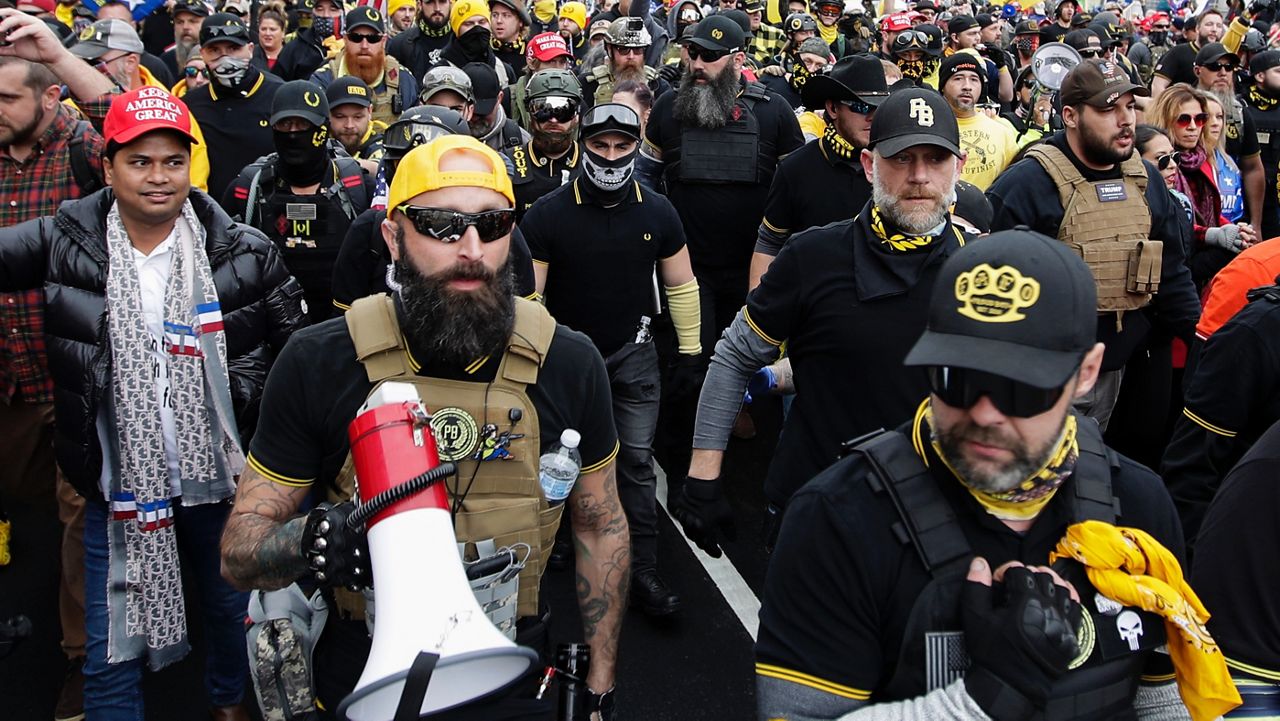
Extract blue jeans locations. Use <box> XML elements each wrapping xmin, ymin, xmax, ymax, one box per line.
<box><xmin>84</xmin><ymin>497</ymin><xmax>248</xmax><ymax>719</ymax></box>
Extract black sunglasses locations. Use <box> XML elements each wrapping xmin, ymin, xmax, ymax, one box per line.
<box><xmin>686</xmin><ymin>43</ymin><xmax>736</xmax><ymax>62</ymax></box>
<box><xmin>202</xmin><ymin>25</ymin><xmax>248</xmax><ymax>40</ymax></box>
<box><xmin>1200</xmin><ymin>61</ymin><xmax>1236</xmax><ymax>72</ymax></box>
<box><xmin>1153</xmin><ymin>151</ymin><xmax>1179</xmax><ymax>170</ymax></box>
<box><xmin>529</xmin><ymin>96</ymin><xmax>579</xmax><ymax>123</ymax></box>
<box><xmin>1079</xmin><ymin>47</ymin><xmax>1103</xmax><ymax>57</ymax></box>
<box><xmin>838</xmin><ymin>97</ymin><xmax>876</xmax><ymax>115</ymax></box>
<box><xmin>927</xmin><ymin>366</ymin><xmax>1069</xmax><ymax>418</ymax></box>
<box><xmin>395</xmin><ymin>206</ymin><xmax>516</xmax><ymax>243</ymax></box>
<box><xmin>183</xmin><ymin>66</ymin><xmax>205</xmax><ymax>77</ymax></box>
<box><xmin>347</xmin><ymin>31</ymin><xmax>384</xmax><ymax>43</ymax></box>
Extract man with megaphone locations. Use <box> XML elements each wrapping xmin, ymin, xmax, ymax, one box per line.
<box><xmin>220</xmin><ymin>135</ymin><xmax>629</xmax><ymax>721</ymax></box>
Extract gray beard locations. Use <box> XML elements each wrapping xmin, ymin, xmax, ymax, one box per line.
<box><xmin>870</xmin><ymin>160</ymin><xmax>957</xmax><ymax>235</ymax></box>
<box><xmin>175</xmin><ymin>39</ymin><xmax>198</xmax><ymax>69</ymax></box>
<box><xmin>933</xmin><ymin>410</ymin><xmax>1067</xmax><ymax>494</ymax></box>
<box><xmin>673</xmin><ymin>64</ymin><xmax>740</xmax><ymax>129</ymax></box>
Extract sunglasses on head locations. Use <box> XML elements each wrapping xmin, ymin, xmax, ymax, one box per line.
<box><xmin>395</xmin><ymin>206</ymin><xmax>516</xmax><ymax>243</ymax></box>
<box><xmin>528</xmin><ymin>96</ymin><xmax>579</xmax><ymax>123</ymax></box>
<box><xmin>203</xmin><ymin>25</ymin><xmax>247</xmax><ymax>40</ymax></box>
<box><xmin>927</xmin><ymin>366</ymin><xmax>1069</xmax><ymax>418</ymax></box>
<box><xmin>1175</xmin><ymin>112</ymin><xmax>1208</xmax><ymax>127</ymax></box>
<box><xmin>1079</xmin><ymin>47</ymin><xmax>1103</xmax><ymax>57</ymax></box>
<box><xmin>838</xmin><ymin>97</ymin><xmax>876</xmax><ymax>115</ymax></box>
<box><xmin>686</xmin><ymin>43</ymin><xmax>736</xmax><ymax>62</ymax></box>
<box><xmin>347</xmin><ymin>31</ymin><xmax>384</xmax><ymax>43</ymax></box>
<box><xmin>1201</xmin><ymin>61</ymin><xmax>1235</xmax><ymax>72</ymax></box>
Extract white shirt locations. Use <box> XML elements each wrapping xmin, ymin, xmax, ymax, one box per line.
<box><xmin>98</xmin><ymin>228</ymin><xmax>183</xmax><ymax>499</ymax></box>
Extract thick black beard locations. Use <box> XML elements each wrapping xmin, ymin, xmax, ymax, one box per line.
<box><xmin>394</xmin><ymin>229</ymin><xmax>516</xmax><ymax>366</ymax></box>
<box><xmin>531</xmin><ymin>124</ymin><xmax>576</xmax><ymax>156</ymax></box>
<box><xmin>1077</xmin><ymin>120</ymin><xmax>1133</xmax><ymax>167</ymax></box>
<box><xmin>672</xmin><ymin>63</ymin><xmax>740</xmax><ymax>129</ymax></box>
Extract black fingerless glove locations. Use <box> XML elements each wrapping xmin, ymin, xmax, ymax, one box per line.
<box><xmin>302</xmin><ymin>501</ymin><xmax>371</xmax><ymax>590</ymax></box>
<box><xmin>961</xmin><ymin>566</ymin><xmax>1081</xmax><ymax>721</ymax></box>
<box><xmin>670</xmin><ymin>477</ymin><xmax>736</xmax><ymax>558</ymax></box>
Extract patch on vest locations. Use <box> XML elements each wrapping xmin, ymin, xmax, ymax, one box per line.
<box><xmin>431</xmin><ymin>406</ymin><xmax>480</xmax><ymax>461</ymax></box>
<box><xmin>924</xmin><ymin>631</ymin><xmax>968</xmax><ymax>691</ymax></box>
<box><xmin>1095</xmin><ymin>181</ymin><xmax>1128</xmax><ymax>202</ymax></box>
<box><xmin>1069</xmin><ymin>607</ymin><xmax>1097</xmax><ymax>670</ymax></box>
<box><xmin>954</xmin><ymin>263</ymin><xmax>1041</xmax><ymax>323</ymax></box>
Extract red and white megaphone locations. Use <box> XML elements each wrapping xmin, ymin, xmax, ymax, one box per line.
<box><xmin>337</xmin><ymin>382</ymin><xmax>538</xmax><ymax>721</ymax></box>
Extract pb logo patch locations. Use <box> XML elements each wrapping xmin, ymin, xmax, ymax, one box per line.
<box><xmin>954</xmin><ymin>263</ymin><xmax>1040</xmax><ymax>323</ymax></box>
<box><xmin>909</xmin><ymin>97</ymin><xmax>934</xmax><ymax>127</ymax></box>
<box><xmin>431</xmin><ymin>407</ymin><xmax>480</xmax><ymax>462</ymax></box>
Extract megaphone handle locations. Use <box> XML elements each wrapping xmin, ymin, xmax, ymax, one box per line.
<box><xmin>346</xmin><ymin>461</ymin><xmax>458</xmax><ymax>531</ymax></box>
<box><xmin>393</xmin><ymin>651</ymin><xmax>440</xmax><ymax>721</ymax></box>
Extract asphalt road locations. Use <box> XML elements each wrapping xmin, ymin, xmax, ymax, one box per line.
<box><xmin>0</xmin><ymin>397</ymin><xmax>785</xmax><ymax>721</ymax></box>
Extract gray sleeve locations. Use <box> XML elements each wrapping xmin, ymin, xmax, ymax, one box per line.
<box><xmin>755</xmin><ymin>221</ymin><xmax>790</xmax><ymax>256</ymax></box>
<box><xmin>1132</xmin><ymin>682</ymin><xmax>1192</xmax><ymax>721</ymax></box>
<box><xmin>692</xmin><ymin>310</ymin><xmax>783</xmax><ymax>451</ymax></box>
<box><xmin>757</xmin><ymin>676</ymin><xmax>993</xmax><ymax>721</ymax></box>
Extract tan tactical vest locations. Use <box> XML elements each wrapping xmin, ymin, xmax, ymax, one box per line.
<box><xmin>329</xmin><ymin>294</ymin><xmax>562</xmax><ymax>621</ymax></box>
<box><xmin>589</xmin><ymin>64</ymin><xmax>659</xmax><ymax>106</ymax></box>
<box><xmin>1026</xmin><ymin>144</ymin><xmax>1163</xmax><ymax>328</ymax></box>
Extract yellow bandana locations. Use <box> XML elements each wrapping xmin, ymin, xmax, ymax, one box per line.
<box><xmin>1050</xmin><ymin>521</ymin><xmax>1241</xmax><ymax>721</ymax></box>
<box><xmin>869</xmin><ymin>206</ymin><xmax>937</xmax><ymax>253</ymax></box>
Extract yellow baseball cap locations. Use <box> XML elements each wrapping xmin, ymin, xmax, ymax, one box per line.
<box><xmin>559</xmin><ymin>1</ymin><xmax>587</xmax><ymax>31</ymax></box>
<box><xmin>387</xmin><ymin>136</ymin><xmax>515</xmax><ymax>213</ymax></box>
<box><xmin>450</xmin><ymin>0</ymin><xmax>492</xmax><ymax>36</ymax></box>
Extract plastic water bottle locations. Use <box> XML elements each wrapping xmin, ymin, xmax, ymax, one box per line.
<box><xmin>539</xmin><ymin>429</ymin><xmax>582</xmax><ymax>506</ymax></box>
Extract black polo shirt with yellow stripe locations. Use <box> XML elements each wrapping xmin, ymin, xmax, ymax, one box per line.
<box><xmin>505</xmin><ymin>139</ymin><xmax>584</xmax><ymax>222</ymax></box>
<box><xmin>521</xmin><ymin>178</ymin><xmax>686</xmax><ymax>357</ymax></box>
<box><xmin>183</xmin><ymin>68</ymin><xmax>284</xmax><ymax>201</ymax></box>
<box><xmin>743</xmin><ymin>204</ymin><xmax>966</xmax><ymax>506</ymax></box>
<box><xmin>246</xmin><ymin>303</ymin><xmax>619</xmax><ymax>499</ymax></box>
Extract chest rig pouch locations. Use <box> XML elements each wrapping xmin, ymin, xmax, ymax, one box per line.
<box><xmin>1027</xmin><ymin>144</ymin><xmax>1160</xmax><ymax>330</ymax></box>
<box><xmin>674</xmin><ymin>82</ymin><xmax>771</xmax><ymax>184</ymax></box>
<box><xmin>330</xmin><ymin>294</ymin><xmax>562</xmax><ymax>625</ymax></box>
<box><xmin>844</xmin><ymin>419</ymin><xmax>1157</xmax><ymax>720</ymax></box>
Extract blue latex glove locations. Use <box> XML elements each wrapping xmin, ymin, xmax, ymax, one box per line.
<box><xmin>744</xmin><ymin>366</ymin><xmax>778</xmax><ymax>404</ymax></box>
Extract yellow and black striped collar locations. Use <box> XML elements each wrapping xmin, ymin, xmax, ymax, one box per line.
<box><xmin>528</xmin><ymin>139</ymin><xmax>581</xmax><ymax>169</ymax></box>
<box><xmin>207</xmin><ymin>71</ymin><xmax>266</xmax><ymax>101</ymax></box>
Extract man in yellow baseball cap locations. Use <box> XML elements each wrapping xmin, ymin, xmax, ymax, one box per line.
<box><xmin>224</xmin><ymin>131</ymin><xmax>630</xmax><ymax>718</ymax></box>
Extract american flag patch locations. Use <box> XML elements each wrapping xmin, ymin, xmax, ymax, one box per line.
<box><xmin>164</xmin><ymin>321</ymin><xmax>202</xmax><ymax>357</ymax></box>
<box><xmin>196</xmin><ymin>302</ymin><xmax>224</xmax><ymax>333</ymax></box>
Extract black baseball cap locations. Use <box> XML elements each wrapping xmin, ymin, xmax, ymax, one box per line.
<box><xmin>200</xmin><ymin>13</ymin><xmax>251</xmax><ymax>46</ymax></box>
<box><xmin>904</xmin><ymin>229</ymin><xmax>1098</xmax><ymax>388</ymax></box>
<box><xmin>271</xmin><ymin>79</ymin><xmax>330</xmax><ymax>126</ymax></box>
<box><xmin>951</xmin><ymin>180</ymin><xmax>992</xmax><ymax>234</ymax></box>
<box><xmin>1194</xmin><ymin>42</ymin><xmax>1238</xmax><ymax>67</ymax></box>
<box><xmin>1013</xmin><ymin>18</ymin><xmax>1040</xmax><ymax>35</ymax></box>
<box><xmin>869</xmin><ymin>87</ymin><xmax>961</xmax><ymax>157</ymax></box>
<box><xmin>172</xmin><ymin>0</ymin><xmax>210</xmax><ymax>18</ymax></box>
<box><xmin>326</xmin><ymin>76</ymin><xmax>373</xmax><ymax>109</ymax></box>
<box><xmin>1059</xmin><ymin>58</ymin><xmax>1148</xmax><ymax>108</ymax></box>
<box><xmin>462</xmin><ymin>62</ymin><xmax>502</xmax><ymax>116</ymax></box>
<box><xmin>976</xmin><ymin>12</ymin><xmax>995</xmax><ymax>28</ymax></box>
<box><xmin>687</xmin><ymin>15</ymin><xmax>744</xmax><ymax>52</ymax></box>
<box><xmin>346</xmin><ymin>6</ymin><xmax>385</xmax><ymax>33</ymax></box>
<box><xmin>1251</xmin><ymin>49</ymin><xmax>1280</xmax><ymax>76</ymax></box>
<box><xmin>948</xmin><ymin>14</ymin><xmax>978</xmax><ymax>34</ymax></box>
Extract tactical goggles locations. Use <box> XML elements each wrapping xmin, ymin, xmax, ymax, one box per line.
<box><xmin>346</xmin><ymin>31</ymin><xmax>384</xmax><ymax>43</ymax></box>
<box><xmin>382</xmin><ymin>121</ymin><xmax>454</xmax><ymax>157</ymax></box>
<box><xmin>687</xmin><ymin>43</ymin><xmax>737</xmax><ymax>62</ymax></box>
<box><xmin>1175</xmin><ymin>112</ymin><xmax>1208</xmax><ymax>128</ymax></box>
<box><xmin>927</xmin><ymin>366</ymin><xmax>1069</xmax><ymax>418</ymax></box>
<box><xmin>394</xmin><ymin>205</ymin><xmax>516</xmax><ymax>243</ymax></box>
<box><xmin>581</xmin><ymin>102</ymin><xmax>641</xmax><ymax>138</ymax></box>
<box><xmin>894</xmin><ymin>29</ymin><xmax>930</xmax><ymax>50</ymax></box>
<box><xmin>529</xmin><ymin>96</ymin><xmax>580</xmax><ymax>123</ymax></box>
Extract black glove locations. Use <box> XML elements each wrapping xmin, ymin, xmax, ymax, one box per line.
<box><xmin>658</xmin><ymin>62</ymin><xmax>682</xmax><ymax>86</ymax></box>
<box><xmin>583</xmin><ymin>687</ymin><xmax>616</xmax><ymax>721</ymax></box>
<box><xmin>670</xmin><ymin>476</ymin><xmax>736</xmax><ymax>558</ymax></box>
<box><xmin>302</xmin><ymin>501</ymin><xmax>371</xmax><ymax>590</ymax></box>
<box><xmin>665</xmin><ymin>354</ymin><xmax>706</xmax><ymax>401</ymax></box>
<box><xmin>961</xmin><ymin>565</ymin><xmax>1081</xmax><ymax>721</ymax></box>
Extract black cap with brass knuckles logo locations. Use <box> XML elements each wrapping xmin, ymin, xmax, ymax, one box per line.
<box><xmin>271</xmin><ymin>79</ymin><xmax>331</xmax><ymax>127</ymax></box>
<box><xmin>904</xmin><ymin>228</ymin><xmax>1098</xmax><ymax>389</ymax></box>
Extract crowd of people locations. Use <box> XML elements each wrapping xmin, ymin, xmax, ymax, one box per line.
<box><xmin>0</xmin><ymin>0</ymin><xmax>1278</xmax><ymax>717</ymax></box>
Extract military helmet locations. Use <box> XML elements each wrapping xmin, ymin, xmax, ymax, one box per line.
<box><xmin>607</xmin><ymin>16</ymin><xmax>651</xmax><ymax>47</ymax></box>
<box><xmin>525</xmin><ymin>68</ymin><xmax>583</xmax><ymax>102</ymax></box>
<box><xmin>382</xmin><ymin>105</ymin><xmax>470</xmax><ymax>161</ymax></box>
<box><xmin>784</xmin><ymin>11</ymin><xmax>818</xmax><ymax>35</ymax></box>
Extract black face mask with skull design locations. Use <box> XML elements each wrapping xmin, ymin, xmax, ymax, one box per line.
<box><xmin>580</xmin><ymin>142</ymin><xmax>639</xmax><ymax>204</ymax></box>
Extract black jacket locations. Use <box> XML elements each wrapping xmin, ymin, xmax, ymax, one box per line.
<box><xmin>387</xmin><ymin>24</ymin><xmax>453</xmax><ymax>83</ymax></box>
<box><xmin>0</xmin><ymin>189</ymin><xmax>307</xmax><ymax>500</ymax></box>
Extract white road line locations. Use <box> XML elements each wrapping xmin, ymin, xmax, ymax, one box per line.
<box><xmin>654</xmin><ymin>463</ymin><xmax>761</xmax><ymax>641</ymax></box>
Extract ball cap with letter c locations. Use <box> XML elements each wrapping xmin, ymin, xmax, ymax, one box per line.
<box><xmin>868</xmin><ymin>87</ymin><xmax>961</xmax><ymax>158</ymax></box>
<box><xmin>904</xmin><ymin>228</ymin><xmax>1098</xmax><ymax>389</ymax></box>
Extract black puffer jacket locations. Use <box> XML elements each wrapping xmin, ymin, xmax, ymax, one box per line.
<box><xmin>0</xmin><ymin>189</ymin><xmax>307</xmax><ymax>500</ymax></box>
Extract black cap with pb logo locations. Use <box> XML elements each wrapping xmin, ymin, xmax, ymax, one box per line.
<box><xmin>271</xmin><ymin>80</ymin><xmax>331</xmax><ymax>127</ymax></box>
<box><xmin>904</xmin><ymin>229</ymin><xmax>1098</xmax><ymax>388</ymax></box>
<box><xmin>326</xmin><ymin>76</ymin><xmax>373</xmax><ymax>109</ymax></box>
<box><xmin>868</xmin><ymin>87</ymin><xmax>961</xmax><ymax>157</ymax></box>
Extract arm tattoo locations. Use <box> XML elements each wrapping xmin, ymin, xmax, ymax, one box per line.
<box><xmin>220</xmin><ymin>469</ymin><xmax>310</xmax><ymax>591</ymax></box>
<box><xmin>570</xmin><ymin>463</ymin><xmax>630</xmax><ymax>681</ymax></box>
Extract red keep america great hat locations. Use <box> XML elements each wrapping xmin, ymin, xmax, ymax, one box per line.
<box><xmin>103</xmin><ymin>87</ymin><xmax>199</xmax><ymax>148</ymax></box>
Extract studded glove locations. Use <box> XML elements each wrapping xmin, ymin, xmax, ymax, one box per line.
<box><xmin>302</xmin><ymin>502</ymin><xmax>371</xmax><ymax>590</ymax></box>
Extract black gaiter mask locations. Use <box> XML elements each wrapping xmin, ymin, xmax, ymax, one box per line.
<box><xmin>459</xmin><ymin>26</ymin><xmax>493</xmax><ymax>60</ymax></box>
<box><xmin>274</xmin><ymin>126</ymin><xmax>331</xmax><ymax>186</ymax></box>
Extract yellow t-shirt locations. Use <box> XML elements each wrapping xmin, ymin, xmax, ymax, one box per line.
<box><xmin>956</xmin><ymin>112</ymin><xmax>1018</xmax><ymax>191</ymax></box>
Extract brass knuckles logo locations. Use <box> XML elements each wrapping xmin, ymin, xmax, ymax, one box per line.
<box><xmin>954</xmin><ymin>263</ymin><xmax>1041</xmax><ymax>323</ymax></box>
<box><xmin>431</xmin><ymin>407</ymin><xmax>480</xmax><ymax>462</ymax></box>
<box><xmin>304</xmin><ymin>91</ymin><xmax>322</xmax><ymax>107</ymax></box>
<box><xmin>711</xmin><ymin>28</ymin><xmax>724</xmax><ymax>40</ymax></box>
